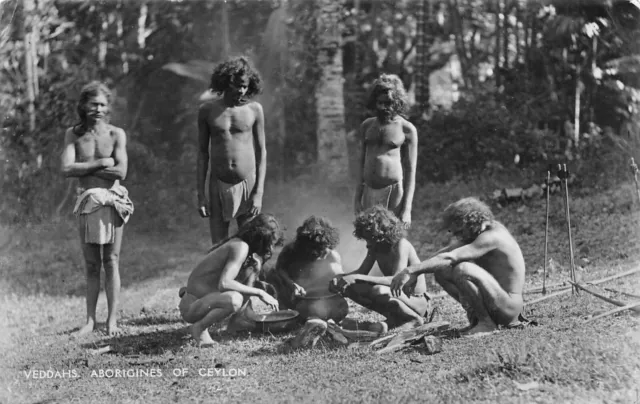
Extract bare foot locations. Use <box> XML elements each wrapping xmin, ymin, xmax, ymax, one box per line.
<box><xmin>461</xmin><ymin>320</ymin><xmax>498</xmax><ymax>338</ymax></box>
<box><xmin>191</xmin><ymin>323</ymin><xmax>216</xmax><ymax>347</ymax></box>
<box><xmin>73</xmin><ymin>321</ymin><xmax>96</xmax><ymax>337</ymax></box>
<box><xmin>106</xmin><ymin>324</ymin><xmax>123</xmax><ymax>337</ymax></box>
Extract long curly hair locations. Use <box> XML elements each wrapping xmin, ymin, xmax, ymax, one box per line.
<box><xmin>236</xmin><ymin>213</ymin><xmax>284</xmax><ymax>262</ymax></box>
<box><xmin>441</xmin><ymin>197</ymin><xmax>495</xmax><ymax>242</ymax></box>
<box><xmin>293</xmin><ymin>216</ymin><xmax>340</xmax><ymax>260</ymax></box>
<box><xmin>210</xmin><ymin>213</ymin><xmax>284</xmax><ymax>265</ymax></box>
<box><xmin>76</xmin><ymin>81</ymin><xmax>111</xmax><ymax>126</ymax></box>
<box><xmin>354</xmin><ymin>206</ymin><xmax>405</xmax><ymax>251</ymax></box>
<box><xmin>366</xmin><ymin>74</ymin><xmax>408</xmax><ymax>120</ymax></box>
<box><xmin>209</xmin><ymin>56</ymin><xmax>262</xmax><ymax>99</ymax></box>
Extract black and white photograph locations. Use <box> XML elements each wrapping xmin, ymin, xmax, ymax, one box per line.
<box><xmin>1</xmin><ymin>0</ymin><xmax>639</xmax><ymax>402</ymax></box>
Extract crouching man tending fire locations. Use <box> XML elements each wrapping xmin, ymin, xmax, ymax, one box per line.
<box><xmin>390</xmin><ymin>197</ymin><xmax>526</xmax><ymax>337</ymax></box>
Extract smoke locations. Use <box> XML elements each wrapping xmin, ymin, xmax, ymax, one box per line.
<box><xmin>263</xmin><ymin>179</ymin><xmax>382</xmax><ymax>274</ymax></box>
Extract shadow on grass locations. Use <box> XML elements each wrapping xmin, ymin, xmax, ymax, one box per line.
<box><xmin>82</xmin><ymin>327</ymin><xmax>190</xmax><ymax>356</ymax></box>
<box><xmin>122</xmin><ymin>314</ymin><xmax>185</xmax><ymax>327</ymax></box>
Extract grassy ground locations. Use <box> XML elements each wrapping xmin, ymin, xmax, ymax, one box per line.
<box><xmin>1</xmin><ymin>177</ymin><xmax>640</xmax><ymax>404</ymax></box>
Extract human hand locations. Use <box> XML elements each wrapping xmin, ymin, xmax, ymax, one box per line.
<box><xmin>330</xmin><ymin>274</ymin><xmax>358</xmax><ymax>294</ymax></box>
<box><xmin>292</xmin><ymin>283</ymin><xmax>307</xmax><ymax>298</ymax></box>
<box><xmin>248</xmin><ymin>193</ymin><xmax>262</xmax><ymax>216</ymax></box>
<box><xmin>99</xmin><ymin>158</ymin><xmax>115</xmax><ymax>168</ymax></box>
<box><xmin>259</xmin><ymin>291</ymin><xmax>279</xmax><ymax>311</ymax></box>
<box><xmin>197</xmin><ymin>195</ymin><xmax>209</xmax><ymax>218</ymax></box>
<box><xmin>390</xmin><ymin>268</ymin><xmax>413</xmax><ymax>297</ymax></box>
<box><xmin>247</xmin><ymin>253</ymin><xmax>263</xmax><ymax>271</ymax></box>
<box><xmin>400</xmin><ymin>210</ymin><xmax>411</xmax><ymax>229</ymax></box>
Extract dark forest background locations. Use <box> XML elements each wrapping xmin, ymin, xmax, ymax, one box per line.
<box><xmin>1</xmin><ymin>0</ymin><xmax>639</xmax><ymax>227</ymax></box>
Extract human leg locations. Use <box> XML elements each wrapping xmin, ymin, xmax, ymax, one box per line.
<box><xmin>208</xmin><ymin>180</ymin><xmax>230</xmax><ymax>245</ymax></box>
<box><xmin>387</xmin><ymin>182</ymin><xmax>405</xmax><ymax>217</ymax></box>
<box><xmin>180</xmin><ymin>291</ymin><xmax>244</xmax><ymax>346</ymax></box>
<box><xmin>452</xmin><ymin>262</ymin><xmax>523</xmax><ymax>336</ymax></box>
<box><xmin>342</xmin><ymin>283</ymin><xmax>424</xmax><ymax>330</ymax></box>
<box><xmin>435</xmin><ymin>268</ymin><xmax>478</xmax><ymax>330</ymax></box>
<box><xmin>368</xmin><ymin>285</ymin><xmax>425</xmax><ymax>330</ymax></box>
<box><xmin>76</xmin><ymin>216</ymin><xmax>102</xmax><ymax>336</ymax></box>
<box><xmin>102</xmin><ymin>221</ymin><xmax>123</xmax><ymax>336</ymax></box>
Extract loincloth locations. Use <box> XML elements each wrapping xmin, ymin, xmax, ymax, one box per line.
<box><xmin>217</xmin><ymin>172</ymin><xmax>256</xmax><ymax>221</ymax></box>
<box><xmin>361</xmin><ymin>182</ymin><xmax>401</xmax><ymax>211</ymax></box>
<box><xmin>73</xmin><ymin>184</ymin><xmax>134</xmax><ymax>245</ymax></box>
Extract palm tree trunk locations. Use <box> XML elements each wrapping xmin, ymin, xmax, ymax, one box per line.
<box><xmin>23</xmin><ymin>0</ymin><xmax>36</xmax><ymax>132</ymax></box>
<box><xmin>315</xmin><ymin>0</ymin><xmax>348</xmax><ymax>182</ymax></box>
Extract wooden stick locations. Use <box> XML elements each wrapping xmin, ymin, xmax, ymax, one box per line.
<box><xmin>603</xmin><ymin>288</ymin><xmax>640</xmax><ymax>300</ymax></box>
<box><xmin>376</xmin><ymin>321</ymin><xmax>450</xmax><ymax>355</ymax></box>
<box><xmin>89</xmin><ymin>345</ymin><xmax>113</xmax><ymax>355</ymax></box>
<box><xmin>568</xmin><ymin>281</ymin><xmax>640</xmax><ymax>314</ymax></box>
<box><xmin>369</xmin><ymin>334</ymin><xmax>396</xmax><ymax>347</ymax></box>
<box><xmin>560</xmin><ymin>164</ymin><xmax>578</xmax><ymax>294</ymax></box>
<box><xmin>585</xmin><ymin>301</ymin><xmax>640</xmax><ymax>323</ymax></box>
<box><xmin>630</xmin><ymin>157</ymin><xmax>640</xmax><ymax>204</ymax></box>
<box><xmin>526</xmin><ymin>267</ymin><xmax>640</xmax><ymax>306</ymax></box>
<box><xmin>543</xmin><ymin>170</ymin><xmax>551</xmax><ymax>294</ymax></box>
<box><xmin>525</xmin><ymin>281</ymin><xmax>570</xmax><ymax>294</ymax></box>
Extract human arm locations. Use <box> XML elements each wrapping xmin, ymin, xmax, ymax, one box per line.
<box><xmin>350</xmin><ymin>239</ymin><xmax>415</xmax><ymax>287</ymax></box>
<box><xmin>60</xmin><ymin>128</ymin><xmax>114</xmax><ymax>177</ymax></box>
<box><xmin>249</xmin><ymin>102</ymin><xmax>267</xmax><ymax>216</ymax></box>
<box><xmin>217</xmin><ymin>242</ymin><xmax>278</xmax><ymax>308</ymax></box>
<box><xmin>332</xmin><ymin>248</ymin><xmax>388</xmax><ymax>292</ymax></box>
<box><xmin>390</xmin><ymin>232</ymin><xmax>498</xmax><ymax>297</ymax></box>
<box><xmin>196</xmin><ymin>105</ymin><xmax>210</xmax><ymax>217</ymax></box>
<box><xmin>353</xmin><ymin>120</ymin><xmax>368</xmax><ymax>215</ymax></box>
<box><xmin>399</xmin><ymin>123</ymin><xmax>418</xmax><ymax>227</ymax></box>
<box><xmin>93</xmin><ymin>127</ymin><xmax>128</xmax><ymax>180</ymax></box>
<box><xmin>275</xmin><ymin>247</ymin><xmax>306</xmax><ymax>297</ymax></box>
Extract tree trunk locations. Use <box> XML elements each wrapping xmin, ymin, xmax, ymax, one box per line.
<box><xmin>98</xmin><ymin>9</ymin><xmax>108</xmax><ymax>72</ymax></box>
<box><xmin>221</xmin><ymin>0</ymin><xmax>230</xmax><ymax>58</ymax></box>
<box><xmin>414</xmin><ymin>0</ymin><xmax>431</xmax><ymax>111</ymax></box>
<box><xmin>523</xmin><ymin>1</ymin><xmax>529</xmax><ymax>86</ymax></box>
<box><xmin>117</xmin><ymin>1</ymin><xmax>128</xmax><ymax>74</ymax></box>
<box><xmin>315</xmin><ymin>0</ymin><xmax>349</xmax><ymax>183</ymax></box>
<box><xmin>138</xmin><ymin>3</ymin><xmax>148</xmax><ymax>50</ymax></box>
<box><xmin>449</xmin><ymin>0</ymin><xmax>469</xmax><ymax>88</ymax></box>
<box><xmin>494</xmin><ymin>0</ymin><xmax>502</xmax><ymax>89</ymax></box>
<box><xmin>574</xmin><ymin>63</ymin><xmax>582</xmax><ymax>149</ymax></box>
<box><xmin>502</xmin><ymin>0</ymin><xmax>509</xmax><ymax>70</ymax></box>
<box><xmin>589</xmin><ymin>35</ymin><xmax>597</xmax><ymax>121</ymax></box>
<box><xmin>514</xmin><ymin>3</ymin><xmax>521</xmax><ymax>65</ymax></box>
<box><xmin>23</xmin><ymin>0</ymin><xmax>36</xmax><ymax>132</ymax></box>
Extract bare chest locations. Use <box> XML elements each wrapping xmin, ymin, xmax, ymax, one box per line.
<box><xmin>74</xmin><ymin>129</ymin><xmax>115</xmax><ymax>161</ymax></box>
<box><xmin>374</xmin><ymin>253</ymin><xmax>400</xmax><ymax>276</ymax></box>
<box><xmin>365</xmin><ymin>122</ymin><xmax>405</xmax><ymax>149</ymax></box>
<box><xmin>208</xmin><ymin>106</ymin><xmax>255</xmax><ymax>138</ymax></box>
